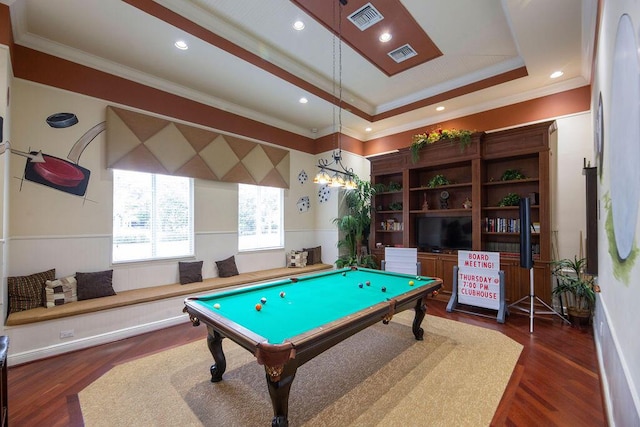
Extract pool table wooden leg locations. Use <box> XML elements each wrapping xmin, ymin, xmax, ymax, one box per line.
<box><xmin>206</xmin><ymin>328</ymin><xmax>227</xmax><ymax>382</ymax></box>
<box><xmin>266</xmin><ymin>363</ymin><xmax>297</xmax><ymax>427</ymax></box>
<box><xmin>412</xmin><ymin>297</ymin><xmax>427</xmax><ymax>340</ymax></box>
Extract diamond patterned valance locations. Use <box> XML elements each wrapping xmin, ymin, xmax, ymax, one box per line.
<box><xmin>105</xmin><ymin>106</ymin><xmax>290</xmax><ymax>189</ymax></box>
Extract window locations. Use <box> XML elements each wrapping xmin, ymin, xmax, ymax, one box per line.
<box><xmin>238</xmin><ymin>184</ymin><xmax>283</xmax><ymax>251</ymax></box>
<box><xmin>112</xmin><ymin>169</ymin><xmax>194</xmax><ymax>263</ymax></box>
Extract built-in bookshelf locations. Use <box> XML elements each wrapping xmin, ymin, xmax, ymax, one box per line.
<box><xmin>369</xmin><ymin>121</ymin><xmax>556</xmax><ymax>303</ymax></box>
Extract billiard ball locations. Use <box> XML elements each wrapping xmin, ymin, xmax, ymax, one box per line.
<box><xmin>359</xmin><ymin>283</ymin><xmax>363</xmax><ymax>288</ymax></box>
<box><xmin>342</xmin><ymin>272</ymin><xmax>346</xmax><ymax>276</ymax></box>
<box><xmin>280</xmin><ymin>291</ymin><xmax>286</xmax><ymax>298</ymax></box>
<box><xmin>416</xmin><ymin>276</ymin><xmax>422</xmax><ymax>280</ymax></box>
<box><xmin>213</xmin><ymin>303</ymin><xmax>221</xmax><ymax>309</ymax></box>
<box><xmin>366</xmin><ymin>281</ymin><xmax>370</xmax><ymax>286</ymax></box>
<box><xmin>255</xmin><ymin>303</ymin><xmax>262</xmax><ymax>311</ymax></box>
<box><xmin>260</xmin><ymin>297</ymin><xmax>267</xmax><ymax>304</ymax></box>
<box><xmin>381</xmin><ymin>287</ymin><xmax>387</xmax><ymax>292</ymax></box>
<box><xmin>409</xmin><ymin>280</ymin><xmax>414</xmax><ymax>286</ymax></box>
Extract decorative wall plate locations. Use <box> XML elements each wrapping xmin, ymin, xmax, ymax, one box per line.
<box><xmin>609</xmin><ymin>13</ymin><xmax>640</xmax><ymax>260</ymax></box>
<box><xmin>298</xmin><ymin>170</ymin><xmax>308</xmax><ymax>185</ymax></box>
<box><xmin>297</xmin><ymin>196</ymin><xmax>310</xmax><ymax>212</ymax></box>
<box><xmin>318</xmin><ymin>184</ymin><xmax>331</xmax><ymax>203</ymax></box>
<box><xmin>594</xmin><ymin>92</ymin><xmax>604</xmax><ymax>176</ymax></box>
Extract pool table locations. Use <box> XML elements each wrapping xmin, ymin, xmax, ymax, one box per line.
<box><xmin>183</xmin><ymin>267</ymin><xmax>442</xmax><ymax>427</ymax></box>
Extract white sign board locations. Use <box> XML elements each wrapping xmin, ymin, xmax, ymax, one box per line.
<box><xmin>384</xmin><ymin>247</ymin><xmax>418</xmax><ymax>275</ymax></box>
<box><xmin>457</xmin><ymin>251</ymin><xmax>501</xmax><ymax>310</ymax></box>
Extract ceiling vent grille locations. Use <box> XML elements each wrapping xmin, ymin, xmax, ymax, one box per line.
<box><xmin>388</xmin><ymin>44</ymin><xmax>418</xmax><ymax>63</ymax></box>
<box><xmin>347</xmin><ymin>3</ymin><xmax>384</xmax><ymax>31</ymax></box>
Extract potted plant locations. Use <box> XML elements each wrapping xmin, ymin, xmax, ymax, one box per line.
<box><xmin>333</xmin><ymin>176</ymin><xmax>378</xmax><ymax>268</ymax></box>
<box><xmin>552</xmin><ymin>256</ymin><xmax>600</xmax><ymax>326</ymax></box>
<box><xmin>427</xmin><ymin>174</ymin><xmax>450</xmax><ymax>188</ymax></box>
<box><xmin>498</xmin><ymin>192</ymin><xmax>521</xmax><ymax>207</ymax></box>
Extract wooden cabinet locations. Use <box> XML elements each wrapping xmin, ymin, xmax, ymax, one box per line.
<box><xmin>416</xmin><ymin>252</ymin><xmax>550</xmax><ymax>304</ymax></box>
<box><xmin>370</xmin><ymin>121</ymin><xmax>556</xmax><ymax>304</ymax></box>
<box><xmin>417</xmin><ymin>252</ymin><xmax>458</xmax><ymax>300</ymax></box>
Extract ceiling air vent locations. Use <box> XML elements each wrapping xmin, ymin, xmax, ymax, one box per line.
<box><xmin>388</xmin><ymin>44</ymin><xmax>418</xmax><ymax>63</ymax></box>
<box><xmin>347</xmin><ymin>3</ymin><xmax>384</xmax><ymax>31</ymax></box>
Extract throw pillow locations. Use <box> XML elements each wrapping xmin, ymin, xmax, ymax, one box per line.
<box><xmin>7</xmin><ymin>268</ymin><xmax>56</xmax><ymax>313</ymax></box>
<box><xmin>179</xmin><ymin>261</ymin><xmax>203</xmax><ymax>285</ymax></box>
<box><xmin>215</xmin><ymin>256</ymin><xmax>239</xmax><ymax>278</ymax></box>
<box><xmin>303</xmin><ymin>246</ymin><xmax>322</xmax><ymax>265</ymax></box>
<box><xmin>45</xmin><ymin>276</ymin><xmax>78</xmax><ymax>307</ymax></box>
<box><xmin>76</xmin><ymin>270</ymin><xmax>116</xmax><ymax>301</ymax></box>
<box><xmin>288</xmin><ymin>250</ymin><xmax>308</xmax><ymax>268</ymax></box>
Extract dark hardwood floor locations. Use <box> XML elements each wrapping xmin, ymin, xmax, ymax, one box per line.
<box><xmin>7</xmin><ymin>299</ymin><xmax>607</xmax><ymax>426</ymax></box>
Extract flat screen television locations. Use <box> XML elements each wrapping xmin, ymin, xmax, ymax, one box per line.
<box><xmin>416</xmin><ymin>216</ymin><xmax>472</xmax><ymax>252</ymax></box>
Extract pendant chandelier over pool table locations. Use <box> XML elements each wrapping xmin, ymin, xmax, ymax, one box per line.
<box><xmin>314</xmin><ymin>0</ymin><xmax>357</xmax><ymax>190</ymax></box>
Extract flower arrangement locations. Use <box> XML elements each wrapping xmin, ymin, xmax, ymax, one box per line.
<box><xmin>410</xmin><ymin>128</ymin><xmax>473</xmax><ymax>163</ymax></box>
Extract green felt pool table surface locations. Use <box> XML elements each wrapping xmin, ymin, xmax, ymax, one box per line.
<box><xmin>187</xmin><ymin>267</ymin><xmax>439</xmax><ymax>344</ymax></box>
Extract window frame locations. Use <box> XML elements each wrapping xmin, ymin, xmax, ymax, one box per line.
<box><xmin>112</xmin><ymin>169</ymin><xmax>195</xmax><ymax>264</ymax></box>
<box><xmin>238</xmin><ymin>183</ymin><xmax>284</xmax><ymax>252</ymax></box>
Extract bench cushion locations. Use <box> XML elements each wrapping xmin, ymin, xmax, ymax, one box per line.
<box><xmin>6</xmin><ymin>264</ymin><xmax>332</xmax><ymax>326</ymax></box>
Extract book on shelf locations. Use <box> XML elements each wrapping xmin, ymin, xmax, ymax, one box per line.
<box><xmin>380</xmin><ymin>219</ymin><xmax>403</xmax><ymax>231</ymax></box>
<box><xmin>483</xmin><ymin>217</ymin><xmax>521</xmax><ymax>233</ymax></box>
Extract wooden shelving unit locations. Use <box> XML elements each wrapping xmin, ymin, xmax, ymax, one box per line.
<box><xmin>370</xmin><ymin>121</ymin><xmax>557</xmax><ymax>304</ymax></box>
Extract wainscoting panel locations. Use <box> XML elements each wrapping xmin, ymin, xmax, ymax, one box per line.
<box><xmin>594</xmin><ymin>297</ymin><xmax>640</xmax><ymax>426</ymax></box>
<box><xmin>2</xmin><ymin>229</ymin><xmax>320</xmax><ymax>364</ymax></box>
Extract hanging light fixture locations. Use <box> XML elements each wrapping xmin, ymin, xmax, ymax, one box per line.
<box><xmin>314</xmin><ymin>0</ymin><xmax>356</xmax><ymax>190</ymax></box>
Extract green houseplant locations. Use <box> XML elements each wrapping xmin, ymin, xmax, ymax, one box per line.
<box><xmin>552</xmin><ymin>256</ymin><xmax>600</xmax><ymax>325</ymax></box>
<box><xmin>500</xmin><ymin>169</ymin><xmax>526</xmax><ymax>181</ymax></box>
<box><xmin>427</xmin><ymin>174</ymin><xmax>450</xmax><ymax>188</ymax></box>
<box><xmin>498</xmin><ymin>192</ymin><xmax>521</xmax><ymax>207</ymax></box>
<box><xmin>333</xmin><ymin>176</ymin><xmax>378</xmax><ymax>268</ymax></box>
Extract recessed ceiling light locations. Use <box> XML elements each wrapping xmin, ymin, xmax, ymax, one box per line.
<box><xmin>293</xmin><ymin>21</ymin><xmax>305</xmax><ymax>31</ymax></box>
<box><xmin>365</xmin><ymin>127</ymin><xmax>372</xmax><ymax>132</ymax></box>
<box><xmin>299</xmin><ymin>97</ymin><xmax>308</xmax><ymax>104</ymax></box>
<box><xmin>379</xmin><ymin>32</ymin><xmax>392</xmax><ymax>43</ymax></box>
<box><xmin>550</xmin><ymin>71</ymin><xmax>564</xmax><ymax>79</ymax></box>
<box><xmin>174</xmin><ymin>40</ymin><xmax>188</xmax><ymax>50</ymax></box>
<box><xmin>436</xmin><ymin>106</ymin><xmax>445</xmax><ymax>111</ymax></box>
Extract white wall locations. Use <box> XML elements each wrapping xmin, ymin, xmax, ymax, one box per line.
<box><xmin>1</xmin><ymin>79</ymin><xmax>350</xmax><ymax>363</ymax></box>
<box><xmin>591</xmin><ymin>1</ymin><xmax>640</xmax><ymax>425</ymax></box>
<box><xmin>0</xmin><ymin>65</ymin><xmax>608</xmax><ymax>373</ymax></box>
<box><xmin>554</xmin><ymin>113</ymin><xmax>593</xmax><ymax>260</ymax></box>
<box><xmin>0</xmin><ymin>46</ymin><xmax>11</xmax><ymax>322</ymax></box>
<box><xmin>4</xmin><ymin>79</ymin><xmax>326</xmax><ymax>279</ymax></box>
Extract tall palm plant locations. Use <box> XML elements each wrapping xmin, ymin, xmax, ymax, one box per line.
<box><xmin>333</xmin><ymin>176</ymin><xmax>377</xmax><ymax>268</ymax></box>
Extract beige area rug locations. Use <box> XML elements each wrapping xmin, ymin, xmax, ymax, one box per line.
<box><xmin>79</xmin><ymin>312</ymin><xmax>522</xmax><ymax>426</ymax></box>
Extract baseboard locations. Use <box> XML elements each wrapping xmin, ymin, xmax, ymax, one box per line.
<box><xmin>8</xmin><ymin>315</ymin><xmax>189</xmax><ymax>366</ymax></box>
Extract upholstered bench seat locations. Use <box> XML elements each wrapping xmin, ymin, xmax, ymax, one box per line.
<box><xmin>6</xmin><ymin>264</ymin><xmax>333</xmax><ymax>326</ymax></box>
